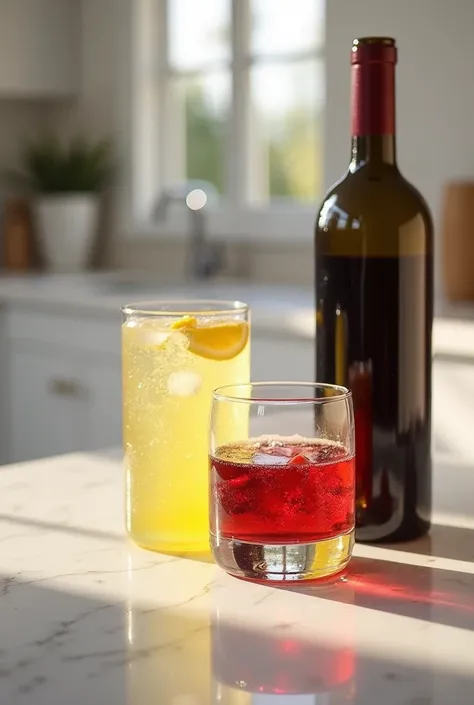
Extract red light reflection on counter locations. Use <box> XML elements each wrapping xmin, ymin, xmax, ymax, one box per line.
<box><xmin>346</xmin><ymin>559</ymin><xmax>474</xmax><ymax>624</ymax></box>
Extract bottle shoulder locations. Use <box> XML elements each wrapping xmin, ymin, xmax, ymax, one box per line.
<box><xmin>315</xmin><ymin>167</ymin><xmax>433</xmax><ymax>257</ymax></box>
<box><xmin>398</xmin><ymin>173</ymin><xmax>433</xmax><ymax>229</ymax></box>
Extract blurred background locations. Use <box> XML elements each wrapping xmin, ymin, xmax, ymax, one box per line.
<box><xmin>1</xmin><ymin>0</ymin><xmax>474</xmax><ymax>286</ymax></box>
<box><xmin>0</xmin><ymin>0</ymin><xmax>473</xmax><ymax>473</ymax></box>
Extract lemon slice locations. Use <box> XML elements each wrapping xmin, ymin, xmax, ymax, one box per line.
<box><xmin>170</xmin><ymin>315</ymin><xmax>197</xmax><ymax>331</ymax></box>
<box><xmin>170</xmin><ymin>316</ymin><xmax>248</xmax><ymax>361</ymax></box>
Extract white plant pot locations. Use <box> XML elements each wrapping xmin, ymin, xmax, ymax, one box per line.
<box><xmin>35</xmin><ymin>194</ymin><xmax>99</xmax><ymax>272</ymax></box>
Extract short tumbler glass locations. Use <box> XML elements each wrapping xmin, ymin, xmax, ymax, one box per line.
<box><xmin>209</xmin><ymin>382</ymin><xmax>355</xmax><ymax>582</ymax></box>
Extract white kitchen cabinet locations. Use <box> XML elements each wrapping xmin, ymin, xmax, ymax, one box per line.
<box><xmin>2</xmin><ymin>302</ymin><xmax>315</xmax><ymax>464</ymax></box>
<box><xmin>8</xmin><ymin>343</ymin><xmax>121</xmax><ymax>463</ymax></box>
<box><xmin>0</xmin><ymin>0</ymin><xmax>78</xmax><ymax>97</ymax></box>
<box><xmin>4</xmin><ymin>307</ymin><xmax>121</xmax><ymax>464</ymax></box>
<box><xmin>81</xmin><ymin>355</ymin><xmax>122</xmax><ymax>452</ymax></box>
<box><xmin>10</xmin><ymin>345</ymin><xmax>85</xmax><ymax>462</ymax></box>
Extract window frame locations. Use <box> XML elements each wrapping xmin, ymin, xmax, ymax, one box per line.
<box><xmin>126</xmin><ymin>0</ymin><xmax>323</xmax><ymax>242</ymax></box>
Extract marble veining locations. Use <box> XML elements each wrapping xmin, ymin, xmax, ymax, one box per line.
<box><xmin>0</xmin><ymin>452</ymin><xmax>474</xmax><ymax>704</ymax></box>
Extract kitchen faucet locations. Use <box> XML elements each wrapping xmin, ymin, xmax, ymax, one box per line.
<box><xmin>152</xmin><ymin>180</ymin><xmax>225</xmax><ymax>281</ymax></box>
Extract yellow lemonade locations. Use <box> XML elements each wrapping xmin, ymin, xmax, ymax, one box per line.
<box><xmin>123</xmin><ymin>304</ymin><xmax>250</xmax><ymax>553</ymax></box>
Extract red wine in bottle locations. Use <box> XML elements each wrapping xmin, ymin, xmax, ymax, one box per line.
<box><xmin>315</xmin><ymin>37</ymin><xmax>433</xmax><ymax>542</ymax></box>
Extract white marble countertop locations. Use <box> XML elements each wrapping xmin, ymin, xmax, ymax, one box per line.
<box><xmin>1</xmin><ymin>450</ymin><xmax>474</xmax><ymax>705</ymax></box>
<box><xmin>0</xmin><ymin>271</ymin><xmax>473</xmax><ymax>354</ymax></box>
<box><xmin>0</xmin><ymin>271</ymin><xmax>312</xmax><ymax>325</ymax></box>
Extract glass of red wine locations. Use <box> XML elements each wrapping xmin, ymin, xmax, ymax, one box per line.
<box><xmin>209</xmin><ymin>382</ymin><xmax>355</xmax><ymax>583</ymax></box>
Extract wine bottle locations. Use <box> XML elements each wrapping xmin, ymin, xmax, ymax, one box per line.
<box><xmin>315</xmin><ymin>37</ymin><xmax>433</xmax><ymax>542</ymax></box>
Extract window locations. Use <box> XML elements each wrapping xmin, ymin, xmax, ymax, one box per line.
<box><xmin>131</xmin><ymin>0</ymin><xmax>325</xmax><ymax>240</ymax></box>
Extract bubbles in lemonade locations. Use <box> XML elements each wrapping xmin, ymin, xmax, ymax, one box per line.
<box><xmin>123</xmin><ymin>312</ymin><xmax>250</xmax><ymax>553</ymax></box>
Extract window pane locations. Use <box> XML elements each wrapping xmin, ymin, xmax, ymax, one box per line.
<box><xmin>169</xmin><ymin>73</ymin><xmax>229</xmax><ymax>195</ymax></box>
<box><xmin>251</xmin><ymin>0</ymin><xmax>324</xmax><ymax>57</ymax></box>
<box><xmin>168</xmin><ymin>0</ymin><xmax>231</xmax><ymax>70</ymax></box>
<box><xmin>248</xmin><ymin>60</ymin><xmax>323</xmax><ymax>204</ymax></box>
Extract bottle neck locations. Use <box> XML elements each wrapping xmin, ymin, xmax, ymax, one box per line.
<box><xmin>350</xmin><ymin>59</ymin><xmax>397</xmax><ymax>170</ymax></box>
<box><xmin>350</xmin><ymin>135</ymin><xmax>396</xmax><ymax>169</ymax></box>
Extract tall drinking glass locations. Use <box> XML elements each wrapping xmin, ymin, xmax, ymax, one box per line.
<box><xmin>210</xmin><ymin>382</ymin><xmax>355</xmax><ymax>582</ymax></box>
<box><xmin>123</xmin><ymin>300</ymin><xmax>250</xmax><ymax>553</ymax></box>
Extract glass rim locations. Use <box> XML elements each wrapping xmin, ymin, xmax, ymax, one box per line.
<box><xmin>213</xmin><ymin>381</ymin><xmax>352</xmax><ymax>406</ymax></box>
<box><xmin>121</xmin><ymin>299</ymin><xmax>249</xmax><ymax>317</ymax></box>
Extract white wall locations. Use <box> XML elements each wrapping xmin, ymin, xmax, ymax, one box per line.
<box><xmin>325</xmin><ymin>0</ymin><xmax>474</xmax><ymax>299</ymax></box>
<box><xmin>0</xmin><ymin>0</ymin><xmax>79</xmax><ymax>200</ymax></box>
<box><xmin>68</xmin><ymin>0</ymin><xmax>129</xmax><ymax>142</ymax></box>
<box><xmin>57</xmin><ymin>0</ymin><xmax>131</xmax><ymax>241</ymax></box>
<box><xmin>0</xmin><ymin>0</ymin><xmax>79</xmax><ymax>98</ymax></box>
<box><xmin>0</xmin><ymin>101</ymin><xmax>59</xmax><ymax>183</ymax></box>
<box><xmin>70</xmin><ymin>0</ymin><xmax>474</xmax><ymax>294</ymax></box>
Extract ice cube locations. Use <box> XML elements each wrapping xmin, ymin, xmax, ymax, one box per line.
<box><xmin>140</xmin><ymin>329</ymin><xmax>170</xmax><ymax>347</ymax></box>
<box><xmin>253</xmin><ymin>453</ymin><xmax>288</xmax><ymax>466</ymax></box>
<box><xmin>167</xmin><ymin>371</ymin><xmax>202</xmax><ymax>397</ymax></box>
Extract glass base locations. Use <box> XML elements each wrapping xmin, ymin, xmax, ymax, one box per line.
<box><xmin>210</xmin><ymin>530</ymin><xmax>354</xmax><ymax>583</ymax></box>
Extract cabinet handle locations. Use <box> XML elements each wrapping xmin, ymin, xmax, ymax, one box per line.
<box><xmin>49</xmin><ymin>378</ymin><xmax>82</xmax><ymax>398</ymax></box>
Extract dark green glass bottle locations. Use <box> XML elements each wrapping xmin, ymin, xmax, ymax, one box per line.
<box><xmin>315</xmin><ymin>38</ymin><xmax>433</xmax><ymax>542</ymax></box>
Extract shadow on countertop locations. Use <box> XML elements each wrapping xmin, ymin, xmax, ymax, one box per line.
<box><xmin>279</xmin><ymin>551</ymin><xmax>474</xmax><ymax>633</ymax></box>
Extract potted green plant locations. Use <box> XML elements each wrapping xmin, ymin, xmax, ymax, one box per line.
<box><xmin>11</xmin><ymin>135</ymin><xmax>113</xmax><ymax>272</ymax></box>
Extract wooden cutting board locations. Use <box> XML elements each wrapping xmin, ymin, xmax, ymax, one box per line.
<box><xmin>441</xmin><ymin>180</ymin><xmax>474</xmax><ymax>302</ymax></box>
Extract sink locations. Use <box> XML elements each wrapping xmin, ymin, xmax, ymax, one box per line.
<box><xmin>103</xmin><ymin>279</ymin><xmax>253</xmax><ymax>304</ymax></box>
<box><xmin>100</xmin><ymin>273</ymin><xmax>245</xmax><ymax>294</ymax></box>
<box><xmin>104</xmin><ymin>280</ymin><xmax>242</xmax><ymax>295</ymax></box>
<box><xmin>99</xmin><ymin>275</ymin><xmax>313</xmax><ymax>311</ymax></box>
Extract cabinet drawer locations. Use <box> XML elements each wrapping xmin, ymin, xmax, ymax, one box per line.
<box><xmin>9</xmin><ymin>345</ymin><xmax>84</xmax><ymax>462</ymax></box>
<box><xmin>8</xmin><ymin>339</ymin><xmax>121</xmax><ymax>463</ymax></box>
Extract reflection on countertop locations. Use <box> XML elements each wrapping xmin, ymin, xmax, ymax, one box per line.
<box><xmin>0</xmin><ymin>450</ymin><xmax>474</xmax><ymax>704</ymax></box>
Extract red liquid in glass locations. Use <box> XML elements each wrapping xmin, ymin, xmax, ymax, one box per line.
<box><xmin>210</xmin><ymin>439</ymin><xmax>355</xmax><ymax>544</ymax></box>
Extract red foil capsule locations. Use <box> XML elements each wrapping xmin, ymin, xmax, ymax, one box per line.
<box><xmin>351</xmin><ymin>37</ymin><xmax>397</xmax><ymax>137</ymax></box>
